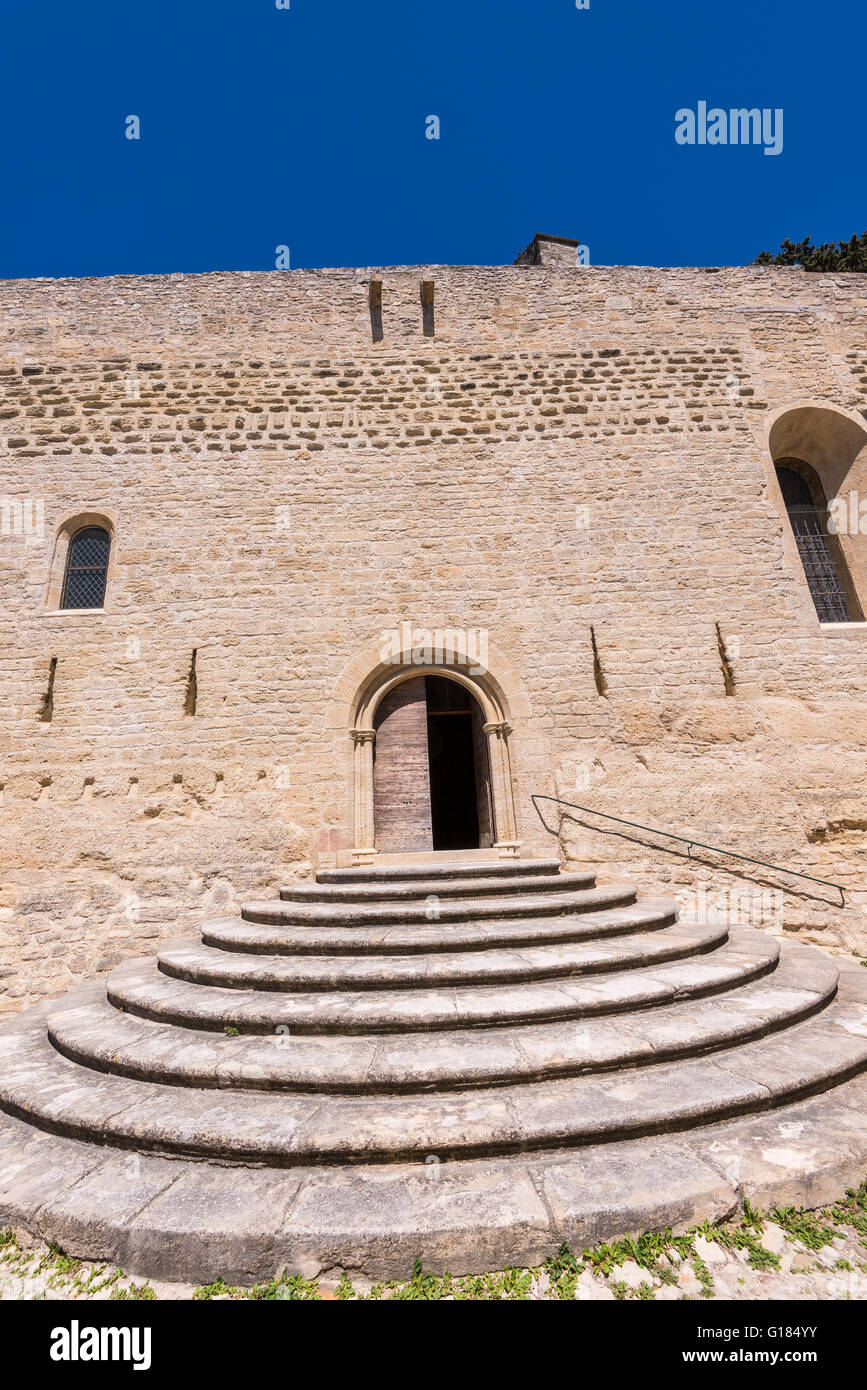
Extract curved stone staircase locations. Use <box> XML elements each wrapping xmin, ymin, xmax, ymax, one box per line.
<box><xmin>1</xmin><ymin>857</ymin><xmax>867</xmax><ymax>1284</ymax></box>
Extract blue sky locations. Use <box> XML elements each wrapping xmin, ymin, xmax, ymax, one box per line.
<box><xmin>1</xmin><ymin>0</ymin><xmax>863</xmax><ymax>277</ymax></box>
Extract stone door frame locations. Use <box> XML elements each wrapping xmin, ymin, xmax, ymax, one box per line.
<box><xmin>343</xmin><ymin>656</ymin><xmax>523</xmax><ymax>867</ymax></box>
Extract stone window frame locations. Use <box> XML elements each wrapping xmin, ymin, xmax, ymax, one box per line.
<box><xmin>43</xmin><ymin>511</ymin><xmax>118</xmax><ymax>614</ymax></box>
<box><xmin>766</xmin><ymin>401</ymin><xmax>867</xmax><ymax>632</ymax></box>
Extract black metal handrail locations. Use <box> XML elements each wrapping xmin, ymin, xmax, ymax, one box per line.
<box><xmin>531</xmin><ymin>794</ymin><xmax>846</xmax><ymax>906</ymax></box>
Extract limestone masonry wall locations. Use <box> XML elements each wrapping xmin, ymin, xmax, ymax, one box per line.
<box><xmin>1</xmin><ymin>259</ymin><xmax>866</xmax><ymax>1008</ymax></box>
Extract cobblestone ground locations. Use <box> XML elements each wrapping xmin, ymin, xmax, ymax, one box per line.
<box><xmin>2</xmin><ymin>1184</ymin><xmax>866</xmax><ymax>1301</ymax></box>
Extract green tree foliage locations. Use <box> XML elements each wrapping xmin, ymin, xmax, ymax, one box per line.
<box><xmin>755</xmin><ymin>232</ymin><xmax>867</xmax><ymax>271</ymax></box>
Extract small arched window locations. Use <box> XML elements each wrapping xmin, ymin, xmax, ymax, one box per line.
<box><xmin>60</xmin><ymin>526</ymin><xmax>111</xmax><ymax>610</ymax></box>
<box><xmin>776</xmin><ymin>461</ymin><xmax>861</xmax><ymax>623</ymax></box>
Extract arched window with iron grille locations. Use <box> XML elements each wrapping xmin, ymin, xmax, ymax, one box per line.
<box><xmin>775</xmin><ymin>461</ymin><xmax>861</xmax><ymax>623</ymax></box>
<box><xmin>60</xmin><ymin>526</ymin><xmax>111</xmax><ymax>610</ymax></box>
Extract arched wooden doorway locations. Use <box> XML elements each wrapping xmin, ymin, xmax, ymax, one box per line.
<box><xmin>372</xmin><ymin>674</ymin><xmax>494</xmax><ymax>854</ymax></box>
<box><xmin>349</xmin><ymin>661</ymin><xmax>520</xmax><ymax>865</ymax></box>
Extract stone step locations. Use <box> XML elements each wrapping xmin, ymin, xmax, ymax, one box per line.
<box><xmin>3</xmin><ymin>1064</ymin><xmax>867</xmax><ymax>1286</ymax></box>
<box><xmin>280</xmin><ymin>869</ymin><xmax>596</xmax><ymax>904</ymax></box>
<box><xmin>203</xmin><ymin>899</ymin><xmax>679</xmax><ymax>957</ymax></box>
<box><xmin>241</xmin><ymin>883</ymin><xmax>638</xmax><ymax>928</ymax></box>
<box><xmin>3</xmin><ymin>972</ymin><xmax>866</xmax><ymax>1165</ymax></box>
<box><xmin>46</xmin><ymin>945</ymin><xmax>838</xmax><ymax>1094</ymax></box>
<box><xmin>106</xmin><ymin>928</ymin><xmax>776</xmax><ymax>1035</ymax></box>
<box><xmin>315</xmin><ymin>858</ymin><xmax>562</xmax><ymax>885</ymax></box>
<box><xmin>157</xmin><ymin>920</ymin><xmax>727</xmax><ymax>994</ymax></box>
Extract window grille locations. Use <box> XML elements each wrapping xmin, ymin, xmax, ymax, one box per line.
<box><xmin>776</xmin><ymin>465</ymin><xmax>853</xmax><ymax>624</ymax></box>
<box><xmin>60</xmin><ymin>527</ymin><xmax>111</xmax><ymax>610</ymax></box>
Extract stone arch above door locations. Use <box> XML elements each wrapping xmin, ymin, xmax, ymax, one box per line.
<box><xmin>331</xmin><ymin>638</ymin><xmax>529</xmax><ymax>866</ymax></box>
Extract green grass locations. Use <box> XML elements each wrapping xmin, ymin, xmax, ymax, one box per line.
<box><xmin>770</xmin><ymin>1205</ymin><xmax>839</xmax><ymax>1251</ymax></box>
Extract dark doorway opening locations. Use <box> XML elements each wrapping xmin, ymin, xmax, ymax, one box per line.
<box><xmin>426</xmin><ymin>676</ymin><xmax>488</xmax><ymax>851</ymax></box>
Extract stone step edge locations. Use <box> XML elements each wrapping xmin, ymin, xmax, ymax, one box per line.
<box><xmin>104</xmin><ymin>932</ymin><xmax>777</xmax><ymax>1035</ymax></box>
<box><xmin>202</xmin><ymin>901</ymin><xmax>679</xmax><ymax>958</ymax></box>
<box><xmin>45</xmin><ymin>954</ymin><xmax>838</xmax><ymax>1095</ymax></box>
<box><xmin>241</xmin><ymin>884</ymin><xmax>640</xmax><ymax>927</ymax></box>
<box><xmin>3</xmin><ymin>1072</ymin><xmax>867</xmax><ymax>1286</ymax></box>
<box><xmin>2</xmin><ymin>991</ymin><xmax>866</xmax><ymax>1166</ymax></box>
<box><xmin>156</xmin><ymin>921</ymin><xmax>726</xmax><ymax>994</ymax></box>
<box><xmin>279</xmin><ymin>871</ymin><xmax>595</xmax><ymax>903</ymax></box>
<box><xmin>103</xmin><ymin>934</ymin><xmax>778</xmax><ymax>1034</ymax></box>
<box><xmin>315</xmin><ymin>858</ymin><xmax>563</xmax><ymax>884</ymax></box>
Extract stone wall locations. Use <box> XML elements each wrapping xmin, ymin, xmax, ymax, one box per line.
<box><xmin>1</xmin><ymin>257</ymin><xmax>866</xmax><ymax>1009</ymax></box>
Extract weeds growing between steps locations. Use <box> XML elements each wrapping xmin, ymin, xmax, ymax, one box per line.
<box><xmin>2</xmin><ymin>1183</ymin><xmax>867</xmax><ymax>1301</ymax></box>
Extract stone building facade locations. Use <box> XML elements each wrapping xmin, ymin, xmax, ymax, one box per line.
<box><xmin>1</xmin><ymin>235</ymin><xmax>866</xmax><ymax>1011</ymax></box>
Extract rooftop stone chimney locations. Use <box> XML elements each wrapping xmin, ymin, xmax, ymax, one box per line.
<box><xmin>514</xmin><ymin>233</ymin><xmax>580</xmax><ymax>267</ymax></box>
